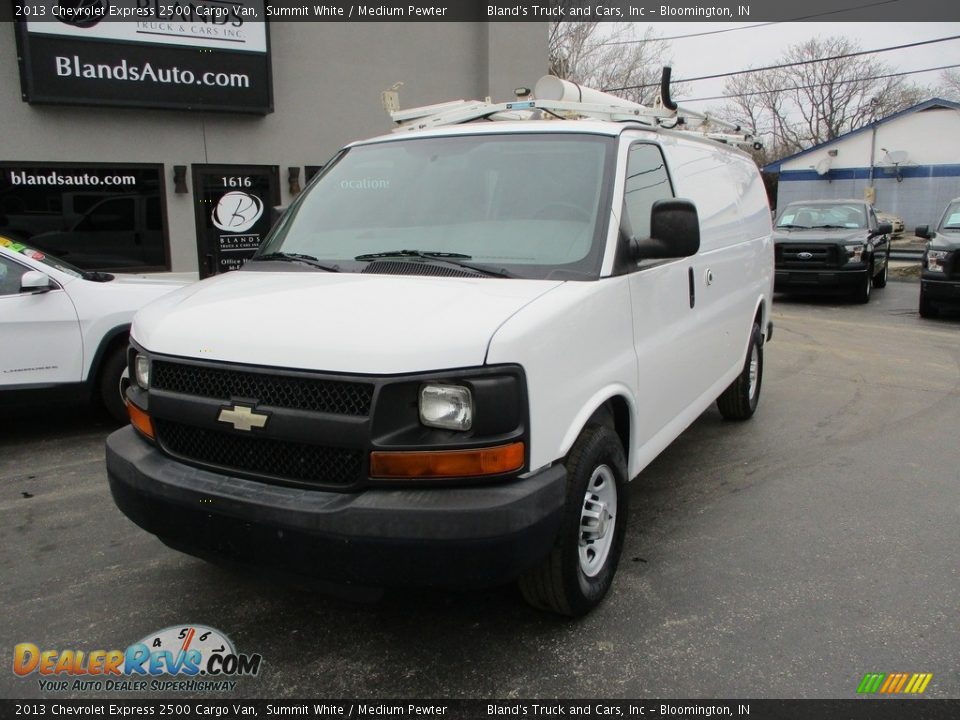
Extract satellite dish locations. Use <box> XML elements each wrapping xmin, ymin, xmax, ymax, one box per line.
<box><xmin>815</xmin><ymin>158</ymin><xmax>832</xmax><ymax>176</ymax></box>
<box><xmin>886</xmin><ymin>150</ymin><xmax>909</xmax><ymax>165</ymax></box>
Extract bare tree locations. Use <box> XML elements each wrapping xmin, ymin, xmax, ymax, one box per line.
<box><xmin>720</xmin><ymin>36</ymin><xmax>931</xmax><ymax>157</ymax></box>
<box><xmin>548</xmin><ymin>9</ymin><xmax>676</xmax><ymax>106</ymax></box>
<box><xmin>936</xmin><ymin>68</ymin><xmax>960</xmax><ymax>101</ymax></box>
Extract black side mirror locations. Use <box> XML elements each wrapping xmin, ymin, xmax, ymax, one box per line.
<box><xmin>870</xmin><ymin>222</ymin><xmax>892</xmax><ymax>238</ymax></box>
<box><xmin>915</xmin><ymin>225</ymin><xmax>931</xmax><ymax>240</ymax></box>
<box><xmin>629</xmin><ymin>199</ymin><xmax>700</xmax><ymax>260</ymax></box>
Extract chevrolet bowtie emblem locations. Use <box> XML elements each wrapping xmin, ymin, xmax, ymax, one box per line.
<box><xmin>217</xmin><ymin>405</ymin><xmax>269</xmax><ymax>432</ymax></box>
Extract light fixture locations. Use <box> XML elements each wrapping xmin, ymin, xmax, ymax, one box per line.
<box><xmin>288</xmin><ymin>167</ymin><xmax>301</xmax><ymax>195</ymax></box>
<box><xmin>173</xmin><ymin>166</ymin><xmax>188</xmax><ymax>194</ymax></box>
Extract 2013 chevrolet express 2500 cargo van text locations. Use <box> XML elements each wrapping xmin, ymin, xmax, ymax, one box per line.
<box><xmin>106</xmin><ymin>77</ymin><xmax>775</xmax><ymax>615</ymax></box>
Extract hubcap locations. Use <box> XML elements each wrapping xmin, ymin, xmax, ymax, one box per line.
<box><xmin>579</xmin><ymin>465</ymin><xmax>618</xmax><ymax>577</ymax></box>
<box><xmin>748</xmin><ymin>345</ymin><xmax>759</xmax><ymax>399</ymax></box>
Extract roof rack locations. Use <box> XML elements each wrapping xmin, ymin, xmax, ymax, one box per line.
<box><xmin>383</xmin><ymin>68</ymin><xmax>762</xmax><ymax>151</ymax></box>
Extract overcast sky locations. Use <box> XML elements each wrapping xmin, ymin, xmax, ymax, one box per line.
<box><xmin>622</xmin><ymin>22</ymin><xmax>960</xmax><ymax>114</ymax></box>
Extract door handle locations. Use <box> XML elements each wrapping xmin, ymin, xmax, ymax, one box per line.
<box><xmin>688</xmin><ymin>267</ymin><xmax>695</xmax><ymax>309</ymax></box>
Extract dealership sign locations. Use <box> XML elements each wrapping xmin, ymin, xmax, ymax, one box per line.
<box><xmin>14</xmin><ymin>1</ymin><xmax>272</xmax><ymax>114</ymax></box>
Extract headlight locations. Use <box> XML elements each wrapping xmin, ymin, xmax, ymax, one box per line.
<box><xmin>844</xmin><ymin>243</ymin><xmax>865</xmax><ymax>264</ymax></box>
<box><xmin>419</xmin><ymin>384</ymin><xmax>473</xmax><ymax>431</ymax></box>
<box><xmin>926</xmin><ymin>250</ymin><xmax>949</xmax><ymax>273</ymax></box>
<box><xmin>134</xmin><ymin>354</ymin><xmax>151</xmax><ymax>390</ymax></box>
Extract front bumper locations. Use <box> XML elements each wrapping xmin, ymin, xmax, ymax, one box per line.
<box><xmin>106</xmin><ymin>427</ymin><xmax>566</xmax><ymax>589</ymax></box>
<box><xmin>774</xmin><ymin>268</ymin><xmax>867</xmax><ymax>293</ymax></box>
<box><xmin>920</xmin><ymin>276</ymin><xmax>960</xmax><ymax>306</ymax></box>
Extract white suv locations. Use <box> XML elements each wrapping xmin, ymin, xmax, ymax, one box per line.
<box><xmin>107</xmin><ymin>95</ymin><xmax>774</xmax><ymax>615</ymax></box>
<box><xmin>0</xmin><ymin>238</ymin><xmax>188</xmax><ymax>422</ymax></box>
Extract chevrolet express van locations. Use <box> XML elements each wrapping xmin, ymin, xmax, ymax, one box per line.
<box><xmin>106</xmin><ymin>89</ymin><xmax>774</xmax><ymax>616</ymax></box>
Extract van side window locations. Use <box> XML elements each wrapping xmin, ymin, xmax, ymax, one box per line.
<box><xmin>622</xmin><ymin>143</ymin><xmax>673</xmax><ymax>240</ymax></box>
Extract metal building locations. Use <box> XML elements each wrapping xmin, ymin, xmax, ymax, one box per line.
<box><xmin>762</xmin><ymin>98</ymin><xmax>960</xmax><ymax>230</ymax></box>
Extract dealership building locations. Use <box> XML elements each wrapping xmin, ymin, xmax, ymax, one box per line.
<box><xmin>1</xmin><ymin>10</ymin><xmax>546</xmax><ymax>278</ymax></box>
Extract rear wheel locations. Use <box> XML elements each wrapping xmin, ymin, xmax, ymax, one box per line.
<box><xmin>717</xmin><ymin>322</ymin><xmax>763</xmax><ymax>421</ymax></box>
<box><xmin>519</xmin><ymin>424</ymin><xmax>628</xmax><ymax>617</ymax></box>
<box><xmin>98</xmin><ymin>345</ymin><xmax>129</xmax><ymax>423</ymax></box>
<box><xmin>919</xmin><ymin>290</ymin><xmax>939</xmax><ymax>319</ymax></box>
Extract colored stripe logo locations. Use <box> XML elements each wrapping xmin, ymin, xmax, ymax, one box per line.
<box><xmin>857</xmin><ymin>673</ymin><xmax>933</xmax><ymax>694</ymax></box>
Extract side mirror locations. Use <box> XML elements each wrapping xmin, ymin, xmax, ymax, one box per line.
<box><xmin>270</xmin><ymin>205</ymin><xmax>288</xmax><ymax>228</ymax></box>
<box><xmin>870</xmin><ymin>222</ymin><xmax>892</xmax><ymax>238</ymax></box>
<box><xmin>915</xmin><ymin>225</ymin><xmax>931</xmax><ymax>240</ymax></box>
<box><xmin>20</xmin><ymin>271</ymin><xmax>54</xmax><ymax>294</ymax></box>
<box><xmin>629</xmin><ymin>199</ymin><xmax>701</xmax><ymax>260</ymax></box>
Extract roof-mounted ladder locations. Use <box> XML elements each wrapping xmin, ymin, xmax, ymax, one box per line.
<box><xmin>382</xmin><ymin>68</ymin><xmax>762</xmax><ymax>151</ymax></box>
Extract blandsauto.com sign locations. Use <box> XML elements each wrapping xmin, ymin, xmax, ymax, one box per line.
<box><xmin>15</xmin><ymin>1</ymin><xmax>272</xmax><ymax>114</ymax></box>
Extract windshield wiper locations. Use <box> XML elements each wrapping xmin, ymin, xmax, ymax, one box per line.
<box><xmin>811</xmin><ymin>224</ymin><xmax>853</xmax><ymax>229</ymax></box>
<box><xmin>252</xmin><ymin>252</ymin><xmax>340</xmax><ymax>272</ymax></box>
<box><xmin>776</xmin><ymin>224</ymin><xmax>810</xmax><ymax>229</ymax></box>
<box><xmin>354</xmin><ymin>249</ymin><xmax>515</xmax><ymax>278</ymax></box>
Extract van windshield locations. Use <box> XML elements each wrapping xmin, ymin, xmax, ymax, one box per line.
<box><xmin>257</xmin><ymin>133</ymin><xmax>615</xmax><ymax>279</ymax></box>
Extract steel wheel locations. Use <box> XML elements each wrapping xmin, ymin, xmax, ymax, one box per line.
<box><xmin>579</xmin><ymin>464</ymin><xmax>618</xmax><ymax>577</ymax></box>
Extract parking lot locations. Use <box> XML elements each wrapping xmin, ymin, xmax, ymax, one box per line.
<box><xmin>2</xmin><ymin>280</ymin><xmax>958</xmax><ymax>700</ymax></box>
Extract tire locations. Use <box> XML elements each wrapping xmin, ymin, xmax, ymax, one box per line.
<box><xmin>853</xmin><ymin>266</ymin><xmax>872</xmax><ymax>304</ymax></box>
<box><xmin>98</xmin><ymin>344</ymin><xmax>130</xmax><ymax>423</ymax></box>
<box><xmin>919</xmin><ymin>290</ymin><xmax>939</xmax><ymax>319</ymax></box>
<box><xmin>519</xmin><ymin>424</ymin><xmax>629</xmax><ymax>617</ymax></box>
<box><xmin>717</xmin><ymin>322</ymin><xmax>763</xmax><ymax>421</ymax></box>
<box><xmin>873</xmin><ymin>250</ymin><xmax>888</xmax><ymax>288</ymax></box>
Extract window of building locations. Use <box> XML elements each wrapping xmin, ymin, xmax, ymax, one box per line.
<box><xmin>0</xmin><ymin>164</ymin><xmax>169</xmax><ymax>272</ymax></box>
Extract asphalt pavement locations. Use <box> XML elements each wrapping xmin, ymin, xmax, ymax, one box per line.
<box><xmin>1</xmin><ymin>280</ymin><xmax>958</xmax><ymax>700</ymax></box>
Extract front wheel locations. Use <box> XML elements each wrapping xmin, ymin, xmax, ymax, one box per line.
<box><xmin>519</xmin><ymin>424</ymin><xmax>629</xmax><ymax>617</ymax></box>
<box><xmin>873</xmin><ymin>251</ymin><xmax>889</xmax><ymax>288</ymax></box>
<box><xmin>98</xmin><ymin>345</ymin><xmax>129</xmax><ymax>423</ymax></box>
<box><xmin>854</xmin><ymin>266</ymin><xmax>872</xmax><ymax>304</ymax></box>
<box><xmin>717</xmin><ymin>322</ymin><xmax>763</xmax><ymax>421</ymax></box>
<box><xmin>919</xmin><ymin>290</ymin><xmax>939</xmax><ymax>318</ymax></box>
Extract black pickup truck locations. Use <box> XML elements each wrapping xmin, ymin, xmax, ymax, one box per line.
<box><xmin>773</xmin><ymin>199</ymin><xmax>891</xmax><ymax>304</ymax></box>
<box><xmin>917</xmin><ymin>197</ymin><xmax>960</xmax><ymax>318</ymax></box>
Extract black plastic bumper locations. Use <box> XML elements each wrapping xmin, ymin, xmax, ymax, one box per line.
<box><xmin>921</xmin><ymin>277</ymin><xmax>960</xmax><ymax>305</ymax></box>
<box><xmin>106</xmin><ymin>427</ymin><xmax>566</xmax><ymax>589</ymax></box>
<box><xmin>775</xmin><ymin>268</ymin><xmax>867</xmax><ymax>293</ymax></box>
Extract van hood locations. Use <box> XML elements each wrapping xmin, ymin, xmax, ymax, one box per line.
<box><xmin>132</xmin><ymin>271</ymin><xmax>564</xmax><ymax>374</ymax></box>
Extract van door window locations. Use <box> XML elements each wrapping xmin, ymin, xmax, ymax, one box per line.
<box><xmin>622</xmin><ymin>143</ymin><xmax>674</xmax><ymax>241</ymax></box>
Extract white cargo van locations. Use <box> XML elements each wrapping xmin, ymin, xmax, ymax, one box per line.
<box><xmin>106</xmin><ymin>78</ymin><xmax>774</xmax><ymax>615</ymax></box>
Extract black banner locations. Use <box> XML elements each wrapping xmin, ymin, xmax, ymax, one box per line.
<box><xmin>1</xmin><ymin>700</ymin><xmax>960</xmax><ymax>720</ymax></box>
<box><xmin>13</xmin><ymin>2</ymin><xmax>273</xmax><ymax>114</ymax></box>
<box><xmin>6</xmin><ymin>0</ymin><xmax>960</xmax><ymax>23</ymax></box>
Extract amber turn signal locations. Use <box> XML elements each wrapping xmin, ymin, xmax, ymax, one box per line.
<box><xmin>370</xmin><ymin>442</ymin><xmax>524</xmax><ymax>479</ymax></box>
<box><xmin>128</xmin><ymin>403</ymin><xmax>155</xmax><ymax>440</ymax></box>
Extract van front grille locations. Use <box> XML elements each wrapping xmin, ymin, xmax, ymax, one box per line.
<box><xmin>151</xmin><ymin>360</ymin><xmax>374</xmax><ymax>416</ymax></box>
<box><xmin>154</xmin><ymin>419</ymin><xmax>363</xmax><ymax>488</ymax></box>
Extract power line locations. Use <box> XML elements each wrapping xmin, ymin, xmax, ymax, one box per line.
<box><xmin>684</xmin><ymin>63</ymin><xmax>960</xmax><ymax>103</ymax></box>
<box><xmin>600</xmin><ymin>0</ymin><xmax>900</xmax><ymax>45</ymax></box>
<box><xmin>602</xmin><ymin>22</ymin><xmax>781</xmax><ymax>45</ymax></box>
<box><xmin>603</xmin><ymin>34</ymin><xmax>960</xmax><ymax>92</ymax></box>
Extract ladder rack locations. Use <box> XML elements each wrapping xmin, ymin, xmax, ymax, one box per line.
<box><xmin>383</xmin><ymin>71</ymin><xmax>762</xmax><ymax>151</ymax></box>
